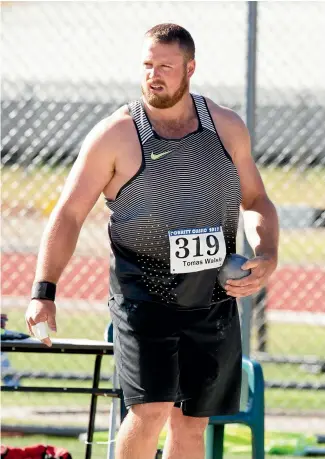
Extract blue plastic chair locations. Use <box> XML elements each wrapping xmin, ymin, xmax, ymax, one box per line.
<box><xmin>205</xmin><ymin>357</ymin><xmax>265</xmax><ymax>459</ymax></box>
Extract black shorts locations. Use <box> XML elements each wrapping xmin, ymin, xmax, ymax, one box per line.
<box><xmin>109</xmin><ymin>295</ymin><xmax>242</xmax><ymax>417</ymax></box>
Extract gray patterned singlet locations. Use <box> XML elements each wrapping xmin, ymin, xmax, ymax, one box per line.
<box><xmin>106</xmin><ymin>94</ymin><xmax>241</xmax><ymax>309</ymax></box>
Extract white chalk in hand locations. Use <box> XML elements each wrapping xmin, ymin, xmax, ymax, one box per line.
<box><xmin>32</xmin><ymin>322</ymin><xmax>49</xmax><ymax>340</ymax></box>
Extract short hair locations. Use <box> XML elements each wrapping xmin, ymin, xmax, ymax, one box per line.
<box><xmin>145</xmin><ymin>23</ymin><xmax>195</xmax><ymax>61</ymax></box>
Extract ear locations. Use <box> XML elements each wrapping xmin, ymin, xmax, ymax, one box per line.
<box><xmin>187</xmin><ymin>59</ymin><xmax>196</xmax><ymax>78</ymax></box>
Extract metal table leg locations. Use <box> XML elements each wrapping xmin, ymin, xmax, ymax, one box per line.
<box><xmin>85</xmin><ymin>354</ymin><xmax>103</xmax><ymax>459</ymax></box>
<box><xmin>107</xmin><ymin>366</ymin><xmax>118</xmax><ymax>459</ymax></box>
<box><xmin>107</xmin><ymin>365</ymin><xmax>127</xmax><ymax>459</ymax></box>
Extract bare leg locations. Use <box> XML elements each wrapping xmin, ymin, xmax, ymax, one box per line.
<box><xmin>162</xmin><ymin>406</ymin><xmax>208</xmax><ymax>459</ymax></box>
<box><xmin>115</xmin><ymin>402</ymin><xmax>174</xmax><ymax>459</ymax></box>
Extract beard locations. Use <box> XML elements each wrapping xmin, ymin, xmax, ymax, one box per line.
<box><xmin>142</xmin><ymin>70</ymin><xmax>189</xmax><ymax>109</ymax></box>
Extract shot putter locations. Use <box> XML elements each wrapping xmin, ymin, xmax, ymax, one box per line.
<box><xmin>218</xmin><ymin>254</ymin><xmax>251</xmax><ymax>289</ymax></box>
<box><xmin>31</xmin><ymin>321</ymin><xmax>49</xmax><ymax>340</ymax></box>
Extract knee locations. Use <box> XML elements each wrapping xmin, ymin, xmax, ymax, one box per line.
<box><xmin>168</xmin><ymin>409</ymin><xmax>208</xmax><ymax>438</ymax></box>
<box><xmin>129</xmin><ymin>402</ymin><xmax>174</xmax><ymax>431</ymax></box>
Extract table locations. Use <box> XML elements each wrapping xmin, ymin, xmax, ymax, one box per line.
<box><xmin>1</xmin><ymin>338</ymin><xmax>126</xmax><ymax>459</ymax></box>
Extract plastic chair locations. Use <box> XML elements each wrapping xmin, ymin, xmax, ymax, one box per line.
<box><xmin>205</xmin><ymin>356</ymin><xmax>265</xmax><ymax>459</ymax></box>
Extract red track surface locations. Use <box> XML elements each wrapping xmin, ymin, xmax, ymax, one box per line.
<box><xmin>2</xmin><ymin>253</ymin><xmax>325</xmax><ymax>312</ymax></box>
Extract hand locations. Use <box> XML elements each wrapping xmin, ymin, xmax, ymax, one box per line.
<box><xmin>225</xmin><ymin>255</ymin><xmax>277</xmax><ymax>298</ymax></box>
<box><xmin>25</xmin><ymin>299</ymin><xmax>57</xmax><ymax>347</ymax></box>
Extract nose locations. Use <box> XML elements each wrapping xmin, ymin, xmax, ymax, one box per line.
<box><xmin>147</xmin><ymin>66</ymin><xmax>160</xmax><ymax>79</ymax></box>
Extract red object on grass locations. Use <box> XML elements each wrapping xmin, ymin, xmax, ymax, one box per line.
<box><xmin>0</xmin><ymin>444</ymin><xmax>72</xmax><ymax>459</ymax></box>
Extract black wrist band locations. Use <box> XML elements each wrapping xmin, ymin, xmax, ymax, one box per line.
<box><xmin>31</xmin><ymin>281</ymin><xmax>56</xmax><ymax>301</ymax></box>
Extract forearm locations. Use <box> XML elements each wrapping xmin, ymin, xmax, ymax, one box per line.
<box><xmin>34</xmin><ymin>210</ymin><xmax>82</xmax><ymax>284</ymax></box>
<box><xmin>243</xmin><ymin>195</ymin><xmax>279</xmax><ymax>261</ymax></box>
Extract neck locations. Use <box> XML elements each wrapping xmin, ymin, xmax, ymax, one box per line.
<box><xmin>142</xmin><ymin>92</ymin><xmax>195</xmax><ymax>124</ymax></box>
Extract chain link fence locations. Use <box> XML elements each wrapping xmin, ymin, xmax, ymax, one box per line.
<box><xmin>251</xmin><ymin>2</ymin><xmax>325</xmax><ymax>434</ymax></box>
<box><xmin>1</xmin><ymin>0</ymin><xmax>325</xmax><ymax>454</ymax></box>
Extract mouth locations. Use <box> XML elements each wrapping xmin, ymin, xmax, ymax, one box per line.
<box><xmin>149</xmin><ymin>84</ymin><xmax>164</xmax><ymax>92</ymax></box>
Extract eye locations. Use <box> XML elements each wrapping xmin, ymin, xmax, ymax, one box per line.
<box><xmin>162</xmin><ymin>65</ymin><xmax>172</xmax><ymax>69</ymax></box>
<box><xmin>143</xmin><ymin>62</ymin><xmax>152</xmax><ymax>69</ymax></box>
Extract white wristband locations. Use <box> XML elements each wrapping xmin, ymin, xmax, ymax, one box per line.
<box><xmin>32</xmin><ymin>322</ymin><xmax>49</xmax><ymax>340</ymax></box>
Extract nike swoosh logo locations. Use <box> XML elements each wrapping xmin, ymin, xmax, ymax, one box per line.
<box><xmin>151</xmin><ymin>150</ymin><xmax>173</xmax><ymax>160</ymax></box>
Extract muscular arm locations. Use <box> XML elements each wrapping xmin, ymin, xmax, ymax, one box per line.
<box><xmin>34</xmin><ymin>115</ymin><xmax>120</xmax><ymax>284</ymax></box>
<box><xmin>208</xmin><ymin>101</ymin><xmax>279</xmax><ymax>260</ymax></box>
<box><xmin>26</xmin><ymin>107</ymin><xmax>134</xmax><ymax>345</ymax></box>
<box><xmin>230</xmin><ymin>115</ymin><xmax>279</xmax><ymax>262</ymax></box>
<box><xmin>208</xmin><ymin>99</ymin><xmax>279</xmax><ymax>296</ymax></box>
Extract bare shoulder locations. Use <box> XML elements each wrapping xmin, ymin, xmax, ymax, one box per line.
<box><xmin>204</xmin><ymin>97</ymin><xmax>250</xmax><ymax>159</ymax></box>
<box><xmin>80</xmin><ymin>105</ymin><xmax>133</xmax><ymax>153</ymax></box>
<box><xmin>205</xmin><ymin>97</ymin><xmax>248</xmax><ymax>134</ymax></box>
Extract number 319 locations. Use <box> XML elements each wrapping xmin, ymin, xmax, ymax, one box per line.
<box><xmin>175</xmin><ymin>235</ymin><xmax>219</xmax><ymax>259</ymax></box>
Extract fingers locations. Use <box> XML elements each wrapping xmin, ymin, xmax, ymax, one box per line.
<box><xmin>226</xmin><ymin>257</ymin><xmax>266</xmax><ymax>288</ymax></box>
<box><xmin>226</xmin><ymin>274</ymin><xmax>261</xmax><ymax>288</ymax></box>
<box><xmin>225</xmin><ymin>270</ymin><xmax>263</xmax><ymax>295</ymax></box>
<box><xmin>30</xmin><ymin>322</ymin><xmax>53</xmax><ymax>347</ymax></box>
<box><xmin>241</xmin><ymin>258</ymin><xmax>260</xmax><ymax>270</ymax></box>
<box><xmin>25</xmin><ymin>300</ymin><xmax>56</xmax><ymax>346</ymax></box>
<box><xmin>225</xmin><ymin>284</ymin><xmax>259</xmax><ymax>298</ymax></box>
<box><xmin>224</xmin><ymin>255</ymin><xmax>276</xmax><ymax>298</ymax></box>
<box><xmin>225</xmin><ymin>265</ymin><xmax>266</xmax><ymax>298</ymax></box>
<box><xmin>25</xmin><ymin>312</ymin><xmax>42</xmax><ymax>338</ymax></box>
<box><xmin>42</xmin><ymin>337</ymin><xmax>52</xmax><ymax>347</ymax></box>
<box><xmin>47</xmin><ymin>315</ymin><xmax>57</xmax><ymax>332</ymax></box>
<box><xmin>25</xmin><ymin>315</ymin><xmax>34</xmax><ymax>336</ymax></box>
<box><xmin>225</xmin><ymin>268</ymin><xmax>262</xmax><ymax>298</ymax></box>
<box><xmin>225</xmin><ymin>276</ymin><xmax>261</xmax><ymax>295</ymax></box>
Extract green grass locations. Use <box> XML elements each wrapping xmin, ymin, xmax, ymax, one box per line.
<box><xmin>263</xmin><ymin>363</ymin><xmax>323</xmax><ymax>384</ymax></box>
<box><xmin>278</xmin><ymin>229</ymin><xmax>325</xmax><ymax>264</ymax></box>
<box><xmin>251</xmin><ymin>323</ymin><xmax>325</xmax><ymax>357</ymax></box>
<box><xmin>2</xmin><ymin>435</ymin><xmax>294</xmax><ymax>459</ymax></box>
<box><xmin>252</xmin><ymin>323</ymin><xmax>325</xmax><ymax>412</ymax></box>
<box><xmin>259</xmin><ymin>165</ymin><xmax>325</xmax><ymax>208</ymax></box>
<box><xmin>260</xmin><ymin>166</ymin><xmax>325</xmax><ymax>264</ymax></box>
<box><xmin>1</xmin><ymin>165</ymin><xmax>104</xmax><ymax>217</ymax></box>
<box><xmin>266</xmin><ymin>388</ymin><xmax>325</xmax><ymax>412</ymax></box>
<box><xmin>2</xmin><ymin>426</ymin><xmax>318</xmax><ymax>459</ymax></box>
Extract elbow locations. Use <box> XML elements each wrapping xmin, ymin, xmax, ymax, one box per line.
<box><xmin>242</xmin><ymin>193</ymin><xmax>276</xmax><ymax>214</ymax></box>
<box><xmin>49</xmin><ymin>204</ymin><xmax>83</xmax><ymax>232</ymax></box>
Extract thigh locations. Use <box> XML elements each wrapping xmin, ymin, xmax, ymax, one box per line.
<box><xmin>178</xmin><ymin>299</ymin><xmax>242</xmax><ymax>417</ymax></box>
<box><xmin>109</xmin><ymin>296</ymin><xmax>181</xmax><ymax>407</ymax></box>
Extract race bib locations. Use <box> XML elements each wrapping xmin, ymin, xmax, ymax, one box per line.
<box><xmin>168</xmin><ymin>226</ymin><xmax>226</xmax><ymax>274</ymax></box>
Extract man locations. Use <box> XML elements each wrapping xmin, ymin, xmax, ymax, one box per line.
<box><xmin>25</xmin><ymin>24</ymin><xmax>278</xmax><ymax>459</ymax></box>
